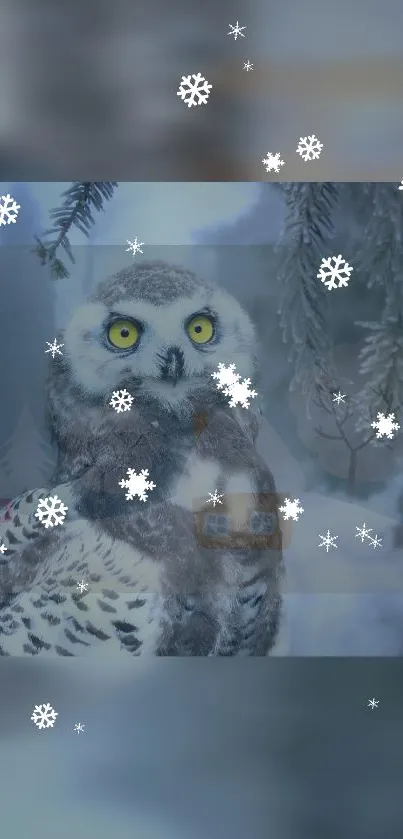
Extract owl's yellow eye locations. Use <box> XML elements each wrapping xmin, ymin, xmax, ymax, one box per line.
<box><xmin>186</xmin><ymin>315</ymin><xmax>214</xmax><ymax>345</ymax></box>
<box><xmin>108</xmin><ymin>320</ymin><xmax>140</xmax><ymax>350</ymax></box>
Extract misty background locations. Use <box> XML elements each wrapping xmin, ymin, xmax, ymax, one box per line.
<box><xmin>1</xmin><ymin>0</ymin><xmax>403</xmax><ymax>180</ymax></box>
<box><xmin>1</xmin><ymin>181</ymin><xmax>403</xmax><ymax>838</ymax></box>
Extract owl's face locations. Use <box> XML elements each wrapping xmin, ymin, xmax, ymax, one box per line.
<box><xmin>62</xmin><ymin>262</ymin><xmax>257</xmax><ymax>412</ymax></box>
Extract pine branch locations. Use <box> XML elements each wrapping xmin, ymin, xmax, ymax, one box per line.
<box><xmin>33</xmin><ymin>181</ymin><xmax>118</xmax><ymax>279</ymax></box>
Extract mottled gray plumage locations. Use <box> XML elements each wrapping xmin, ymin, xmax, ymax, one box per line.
<box><xmin>0</xmin><ymin>261</ymin><xmax>283</xmax><ymax>656</ymax></box>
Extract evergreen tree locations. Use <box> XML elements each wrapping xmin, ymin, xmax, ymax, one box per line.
<box><xmin>34</xmin><ymin>181</ymin><xmax>118</xmax><ymax>278</ymax></box>
<box><xmin>354</xmin><ymin>183</ymin><xmax>403</xmax><ymax>427</ymax></box>
<box><xmin>276</xmin><ymin>182</ymin><xmax>339</xmax><ymax>413</ymax></box>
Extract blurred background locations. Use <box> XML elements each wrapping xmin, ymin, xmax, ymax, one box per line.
<box><xmin>0</xmin><ymin>0</ymin><xmax>402</xmax><ymax>180</ymax></box>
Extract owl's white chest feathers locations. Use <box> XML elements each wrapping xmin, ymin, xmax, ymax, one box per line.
<box><xmin>0</xmin><ymin>518</ymin><xmax>165</xmax><ymax>657</ymax></box>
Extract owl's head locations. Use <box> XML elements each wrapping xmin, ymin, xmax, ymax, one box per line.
<box><xmin>61</xmin><ymin>260</ymin><xmax>258</xmax><ymax>416</ymax></box>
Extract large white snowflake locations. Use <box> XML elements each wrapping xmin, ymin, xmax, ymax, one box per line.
<box><xmin>126</xmin><ymin>237</ymin><xmax>144</xmax><ymax>256</ymax></box>
<box><xmin>31</xmin><ymin>702</ymin><xmax>58</xmax><ymax>730</ymax></box>
<box><xmin>109</xmin><ymin>389</ymin><xmax>134</xmax><ymax>413</ymax></box>
<box><xmin>119</xmin><ymin>468</ymin><xmax>156</xmax><ymax>501</ymax></box>
<box><xmin>45</xmin><ymin>338</ymin><xmax>64</xmax><ymax>358</ymax></box>
<box><xmin>318</xmin><ymin>529</ymin><xmax>338</xmax><ymax>552</ymax></box>
<box><xmin>223</xmin><ymin>378</ymin><xmax>258</xmax><ymax>409</ymax></box>
<box><xmin>0</xmin><ymin>193</ymin><xmax>20</xmax><ymax>226</ymax></box>
<box><xmin>206</xmin><ymin>490</ymin><xmax>223</xmax><ymax>507</ymax></box>
<box><xmin>332</xmin><ymin>390</ymin><xmax>346</xmax><ymax>405</ymax></box>
<box><xmin>211</xmin><ymin>363</ymin><xmax>241</xmax><ymax>391</ymax></box>
<box><xmin>262</xmin><ymin>152</ymin><xmax>285</xmax><ymax>174</ymax></box>
<box><xmin>278</xmin><ymin>498</ymin><xmax>304</xmax><ymax>522</ymax></box>
<box><xmin>35</xmin><ymin>495</ymin><xmax>68</xmax><ymax>528</ymax></box>
<box><xmin>228</xmin><ymin>21</ymin><xmax>246</xmax><ymax>40</ymax></box>
<box><xmin>371</xmin><ymin>412</ymin><xmax>400</xmax><ymax>440</ymax></box>
<box><xmin>177</xmin><ymin>73</ymin><xmax>212</xmax><ymax>108</ymax></box>
<box><xmin>296</xmin><ymin>135</ymin><xmax>323</xmax><ymax>161</ymax></box>
<box><xmin>317</xmin><ymin>255</ymin><xmax>353</xmax><ymax>290</ymax></box>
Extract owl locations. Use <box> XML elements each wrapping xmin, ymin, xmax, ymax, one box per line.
<box><xmin>0</xmin><ymin>261</ymin><xmax>283</xmax><ymax>656</ymax></box>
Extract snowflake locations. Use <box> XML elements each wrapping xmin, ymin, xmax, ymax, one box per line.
<box><xmin>35</xmin><ymin>495</ymin><xmax>68</xmax><ymax>528</ymax></box>
<box><xmin>73</xmin><ymin>722</ymin><xmax>85</xmax><ymax>734</ymax></box>
<box><xmin>332</xmin><ymin>390</ymin><xmax>346</xmax><ymax>405</ymax></box>
<box><xmin>371</xmin><ymin>412</ymin><xmax>400</xmax><ymax>440</ymax></box>
<box><xmin>243</xmin><ymin>61</ymin><xmax>253</xmax><ymax>71</ymax></box>
<box><xmin>278</xmin><ymin>498</ymin><xmax>304</xmax><ymax>522</ymax></box>
<box><xmin>207</xmin><ymin>490</ymin><xmax>223</xmax><ymax>507</ymax></box>
<box><xmin>0</xmin><ymin>543</ymin><xmax>6</xmax><ymax>554</ymax></box>
<box><xmin>318</xmin><ymin>529</ymin><xmax>338</xmax><ymax>552</ymax></box>
<box><xmin>76</xmin><ymin>580</ymin><xmax>89</xmax><ymax>593</ymax></box>
<box><xmin>317</xmin><ymin>255</ymin><xmax>353</xmax><ymax>290</ymax></box>
<box><xmin>262</xmin><ymin>152</ymin><xmax>285</xmax><ymax>174</ymax></box>
<box><xmin>223</xmin><ymin>378</ymin><xmax>258</xmax><ymax>409</ymax></box>
<box><xmin>119</xmin><ymin>468</ymin><xmax>156</xmax><ymax>502</ymax></box>
<box><xmin>211</xmin><ymin>362</ymin><xmax>241</xmax><ymax>391</ymax></box>
<box><xmin>367</xmin><ymin>698</ymin><xmax>379</xmax><ymax>710</ymax></box>
<box><xmin>398</xmin><ymin>180</ymin><xmax>403</xmax><ymax>190</ymax></box>
<box><xmin>109</xmin><ymin>389</ymin><xmax>134</xmax><ymax>413</ymax></box>
<box><xmin>31</xmin><ymin>702</ymin><xmax>58</xmax><ymax>730</ymax></box>
<box><xmin>0</xmin><ymin>193</ymin><xmax>20</xmax><ymax>226</ymax></box>
<box><xmin>177</xmin><ymin>73</ymin><xmax>212</xmax><ymax>108</ymax></box>
<box><xmin>126</xmin><ymin>237</ymin><xmax>144</xmax><ymax>256</ymax></box>
<box><xmin>367</xmin><ymin>534</ymin><xmax>382</xmax><ymax>549</ymax></box>
<box><xmin>296</xmin><ymin>135</ymin><xmax>323</xmax><ymax>161</ymax></box>
<box><xmin>355</xmin><ymin>523</ymin><xmax>373</xmax><ymax>543</ymax></box>
<box><xmin>228</xmin><ymin>21</ymin><xmax>246</xmax><ymax>40</ymax></box>
<box><xmin>45</xmin><ymin>338</ymin><xmax>64</xmax><ymax>358</ymax></box>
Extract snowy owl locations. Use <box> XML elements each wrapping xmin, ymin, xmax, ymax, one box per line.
<box><xmin>0</xmin><ymin>261</ymin><xmax>283</xmax><ymax>656</ymax></box>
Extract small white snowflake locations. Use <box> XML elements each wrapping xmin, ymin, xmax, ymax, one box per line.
<box><xmin>371</xmin><ymin>412</ymin><xmax>400</xmax><ymax>440</ymax></box>
<box><xmin>223</xmin><ymin>378</ymin><xmax>258</xmax><ymax>409</ymax></box>
<box><xmin>211</xmin><ymin>362</ymin><xmax>241</xmax><ymax>391</ymax></box>
<box><xmin>35</xmin><ymin>495</ymin><xmax>68</xmax><ymax>528</ymax></box>
<box><xmin>177</xmin><ymin>73</ymin><xmax>212</xmax><ymax>108</ymax></box>
<box><xmin>0</xmin><ymin>543</ymin><xmax>6</xmax><ymax>554</ymax></box>
<box><xmin>317</xmin><ymin>255</ymin><xmax>353</xmax><ymax>290</ymax></box>
<box><xmin>119</xmin><ymin>468</ymin><xmax>156</xmax><ymax>502</ymax></box>
<box><xmin>355</xmin><ymin>523</ymin><xmax>373</xmax><ymax>543</ymax></box>
<box><xmin>109</xmin><ymin>389</ymin><xmax>134</xmax><ymax>413</ymax></box>
<box><xmin>126</xmin><ymin>237</ymin><xmax>144</xmax><ymax>256</ymax></box>
<box><xmin>367</xmin><ymin>697</ymin><xmax>379</xmax><ymax>710</ymax></box>
<box><xmin>207</xmin><ymin>490</ymin><xmax>223</xmax><ymax>507</ymax></box>
<box><xmin>73</xmin><ymin>722</ymin><xmax>85</xmax><ymax>734</ymax></box>
<box><xmin>398</xmin><ymin>180</ymin><xmax>403</xmax><ymax>190</ymax></box>
<box><xmin>31</xmin><ymin>702</ymin><xmax>58</xmax><ymax>730</ymax></box>
<box><xmin>262</xmin><ymin>152</ymin><xmax>285</xmax><ymax>174</ymax></box>
<box><xmin>243</xmin><ymin>61</ymin><xmax>253</xmax><ymax>71</ymax></box>
<box><xmin>45</xmin><ymin>339</ymin><xmax>64</xmax><ymax>358</ymax></box>
<box><xmin>278</xmin><ymin>498</ymin><xmax>304</xmax><ymax>522</ymax></box>
<box><xmin>367</xmin><ymin>534</ymin><xmax>383</xmax><ymax>550</ymax></box>
<box><xmin>332</xmin><ymin>390</ymin><xmax>346</xmax><ymax>405</ymax></box>
<box><xmin>318</xmin><ymin>529</ymin><xmax>338</xmax><ymax>552</ymax></box>
<box><xmin>296</xmin><ymin>135</ymin><xmax>323</xmax><ymax>162</ymax></box>
<box><xmin>76</xmin><ymin>580</ymin><xmax>89</xmax><ymax>594</ymax></box>
<box><xmin>0</xmin><ymin>193</ymin><xmax>20</xmax><ymax>226</ymax></box>
<box><xmin>228</xmin><ymin>21</ymin><xmax>246</xmax><ymax>40</ymax></box>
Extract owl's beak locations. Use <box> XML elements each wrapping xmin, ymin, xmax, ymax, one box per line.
<box><xmin>157</xmin><ymin>346</ymin><xmax>185</xmax><ymax>387</ymax></box>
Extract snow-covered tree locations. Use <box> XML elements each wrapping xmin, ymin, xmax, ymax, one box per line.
<box><xmin>354</xmin><ymin>183</ymin><xmax>403</xmax><ymax>427</ymax></box>
<box><xmin>0</xmin><ymin>405</ymin><xmax>55</xmax><ymax>496</ymax></box>
<box><xmin>277</xmin><ymin>183</ymin><xmax>339</xmax><ymax>414</ymax></box>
